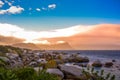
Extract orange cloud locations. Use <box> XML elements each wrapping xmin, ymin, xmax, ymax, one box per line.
<box><xmin>41</xmin><ymin>24</ymin><xmax>120</xmax><ymax>50</ymax></box>
<box><xmin>0</xmin><ymin>23</ymin><xmax>120</xmax><ymax>50</ymax></box>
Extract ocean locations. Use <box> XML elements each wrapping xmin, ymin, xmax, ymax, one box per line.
<box><xmin>55</xmin><ymin>50</ymin><xmax>120</xmax><ymax>60</ymax></box>
<box><xmin>51</xmin><ymin>50</ymin><xmax>120</xmax><ymax>80</ymax></box>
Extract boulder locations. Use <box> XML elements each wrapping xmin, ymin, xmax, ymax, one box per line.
<box><xmin>0</xmin><ymin>56</ymin><xmax>10</xmax><ymax>66</ymax></box>
<box><xmin>37</xmin><ymin>59</ymin><xmax>47</xmax><ymax>64</ymax></box>
<box><xmin>112</xmin><ymin>59</ymin><xmax>116</xmax><ymax>62</ymax></box>
<box><xmin>34</xmin><ymin>67</ymin><xmax>43</xmax><ymax>72</ymax></box>
<box><xmin>92</xmin><ymin>60</ymin><xmax>102</xmax><ymax>67</ymax></box>
<box><xmin>10</xmin><ymin>60</ymin><xmax>24</xmax><ymax>68</ymax></box>
<box><xmin>0</xmin><ymin>56</ymin><xmax>10</xmax><ymax>62</ymax></box>
<box><xmin>74</xmin><ymin>63</ymin><xmax>88</xmax><ymax>67</ymax></box>
<box><xmin>104</xmin><ymin>62</ymin><xmax>113</xmax><ymax>67</ymax></box>
<box><xmin>58</xmin><ymin>64</ymin><xmax>86</xmax><ymax>79</ymax></box>
<box><xmin>67</xmin><ymin>56</ymin><xmax>89</xmax><ymax>63</ymax></box>
<box><xmin>46</xmin><ymin>68</ymin><xmax>64</xmax><ymax>79</ymax></box>
<box><xmin>77</xmin><ymin>56</ymin><xmax>89</xmax><ymax>63</ymax></box>
<box><xmin>6</xmin><ymin>53</ymin><xmax>19</xmax><ymax>59</ymax></box>
<box><xmin>29</xmin><ymin>61</ymin><xmax>38</xmax><ymax>67</ymax></box>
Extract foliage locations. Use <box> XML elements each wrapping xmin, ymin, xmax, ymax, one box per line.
<box><xmin>0</xmin><ymin>45</ymin><xmax>23</xmax><ymax>55</ymax></box>
<box><xmin>0</xmin><ymin>57</ymin><xmax>10</xmax><ymax>68</ymax></box>
<box><xmin>45</xmin><ymin>60</ymin><xmax>57</xmax><ymax>68</ymax></box>
<box><xmin>14</xmin><ymin>67</ymin><xmax>37</xmax><ymax>80</ymax></box>
<box><xmin>0</xmin><ymin>67</ymin><xmax>60</xmax><ymax>80</ymax></box>
<box><xmin>37</xmin><ymin>70</ymin><xmax>60</xmax><ymax>80</ymax></box>
<box><xmin>81</xmin><ymin>66</ymin><xmax>116</xmax><ymax>80</ymax></box>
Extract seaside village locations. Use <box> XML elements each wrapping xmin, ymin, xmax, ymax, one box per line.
<box><xmin>0</xmin><ymin>46</ymin><xmax>118</xmax><ymax>80</ymax></box>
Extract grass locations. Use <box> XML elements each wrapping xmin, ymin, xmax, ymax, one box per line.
<box><xmin>0</xmin><ymin>67</ymin><xmax>60</xmax><ymax>80</ymax></box>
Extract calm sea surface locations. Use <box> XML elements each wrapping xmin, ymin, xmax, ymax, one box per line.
<box><xmin>54</xmin><ymin>50</ymin><xmax>120</xmax><ymax>60</ymax></box>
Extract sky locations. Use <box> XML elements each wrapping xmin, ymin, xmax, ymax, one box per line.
<box><xmin>0</xmin><ymin>0</ymin><xmax>120</xmax><ymax>49</ymax></box>
<box><xmin>0</xmin><ymin>0</ymin><xmax>120</xmax><ymax>30</ymax></box>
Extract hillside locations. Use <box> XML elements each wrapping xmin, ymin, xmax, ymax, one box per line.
<box><xmin>12</xmin><ymin>42</ymin><xmax>73</xmax><ymax>50</ymax></box>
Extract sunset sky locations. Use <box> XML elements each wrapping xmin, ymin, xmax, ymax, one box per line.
<box><xmin>0</xmin><ymin>0</ymin><xmax>120</xmax><ymax>49</ymax></box>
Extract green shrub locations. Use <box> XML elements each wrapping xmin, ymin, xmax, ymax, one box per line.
<box><xmin>45</xmin><ymin>60</ymin><xmax>57</xmax><ymax>68</ymax></box>
<box><xmin>37</xmin><ymin>70</ymin><xmax>60</xmax><ymax>80</ymax></box>
<box><xmin>0</xmin><ymin>67</ymin><xmax>60</xmax><ymax>80</ymax></box>
<box><xmin>0</xmin><ymin>68</ymin><xmax>18</xmax><ymax>80</ymax></box>
<box><xmin>14</xmin><ymin>67</ymin><xmax>37</xmax><ymax>80</ymax></box>
<box><xmin>83</xmin><ymin>67</ymin><xmax>116</xmax><ymax>80</ymax></box>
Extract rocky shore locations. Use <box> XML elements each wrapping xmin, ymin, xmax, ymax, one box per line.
<box><xmin>0</xmin><ymin>46</ymin><xmax>119</xmax><ymax>80</ymax></box>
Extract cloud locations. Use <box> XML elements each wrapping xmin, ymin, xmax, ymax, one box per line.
<box><xmin>0</xmin><ymin>6</ymin><xmax>24</xmax><ymax>14</ymax></box>
<box><xmin>43</xmin><ymin>24</ymin><xmax>120</xmax><ymax>50</ymax></box>
<box><xmin>0</xmin><ymin>23</ymin><xmax>24</xmax><ymax>36</ymax></box>
<box><xmin>0</xmin><ymin>23</ymin><xmax>120</xmax><ymax>49</ymax></box>
<box><xmin>0</xmin><ymin>0</ymin><xmax>4</xmax><ymax>7</ymax></box>
<box><xmin>0</xmin><ymin>23</ymin><xmax>91</xmax><ymax>43</ymax></box>
<box><xmin>24</xmin><ymin>40</ymin><xmax>51</xmax><ymax>44</ymax></box>
<box><xmin>7</xmin><ymin>6</ymin><xmax>24</xmax><ymax>14</ymax></box>
<box><xmin>36</xmin><ymin>8</ymin><xmax>41</xmax><ymax>11</ymax></box>
<box><xmin>0</xmin><ymin>10</ymin><xmax>7</xmax><ymax>14</ymax></box>
<box><xmin>48</xmin><ymin>4</ymin><xmax>56</xmax><ymax>9</ymax></box>
<box><xmin>4</xmin><ymin>0</ymin><xmax>13</xmax><ymax>6</ymax></box>
<box><xmin>56</xmin><ymin>41</ymin><xmax>66</xmax><ymax>44</ymax></box>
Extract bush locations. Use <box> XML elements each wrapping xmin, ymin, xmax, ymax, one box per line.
<box><xmin>37</xmin><ymin>70</ymin><xmax>60</xmax><ymax>80</ymax></box>
<box><xmin>45</xmin><ymin>60</ymin><xmax>57</xmax><ymax>68</ymax></box>
<box><xmin>0</xmin><ymin>67</ymin><xmax>60</xmax><ymax>80</ymax></box>
<box><xmin>82</xmin><ymin>67</ymin><xmax>116</xmax><ymax>80</ymax></box>
<box><xmin>14</xmin><ymin>67</ymin><xmax>37</xmax><ymax>80</ymax></box>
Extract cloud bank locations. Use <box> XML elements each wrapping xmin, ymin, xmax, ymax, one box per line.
<box><xmin>0</xmin><ymin>23</ymin><xmax>120</xmax><ymax>49</ymax></box>
<box><xmin>44</xmin><ymin>24</ymin><xmax>120</xmax><ymax>50</ymax></box>
<box><xmin>0</xmin><ymin>23</ymin><xmax>92</xmax><ymax>42</ymax></box>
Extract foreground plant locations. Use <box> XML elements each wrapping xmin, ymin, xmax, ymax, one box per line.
<box><xmin>82</xmin><ymin>67</ymin><xmax>116</xmax><ymax>80</ymax></box>
<box><xmin>0</xmin><ymin>67</ymin><xmax>60</xmax><ymax>80</ymax></box>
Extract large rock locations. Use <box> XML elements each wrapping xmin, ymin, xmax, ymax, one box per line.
<box><xmin>104</xmin><ymin>62</ymin><xmax>113</xmax><ymax>67</ymax></box>
<box><xmin>10</xmin><ymin>60</ymin><xmax>24</xmax><ymax>68</ymax></box>
<box><xmin>112</xmin><ymin>59</ymin><xmax>116</xmax><ymax>62</ymax></box>
<box><xmin>6</xmin><ymin>53</ymin><xmax>19</xmax><ymax>59</ymax></box>
<box><xmin>92</xmin><ymin>60</ymin><xmax>102</xmax><ymax>67</ymax></box>
<box><xmin>58</xmin><ymin>64</ymin><xmax>86</xmax><ymax>79</ymax></box>
<box><xmin>37</xmin><ymin>59</ymin><xmax>47</xmax><ymax>64</ymax></box>
<box><xmin>0</xmin><ymin>56</ymin><xmax>10</xmax><ymax>66</ymax></box>
<box><xmin>34</xmin><ymin>67</ymin><xmax>43</xmax><ymax>72</ymax></box>
<box><xmin>67</xmin><ymin>56</ymin><xmax>89</xmax><ymax>63</ymax></box>
<box><xmin>74</xmin><ymin>63</ymin><xmax>88</xmax><ymax>67</ymax></box>
<box><xmin>46</xmin><ymin>68</ymin><xmax>64</xmax><ymax>79</ymax></box>
<box><xmin>0</xmin><ymin>56</ymin><xmax>10</xmax><ymax>62</ymax></box>
<box><xmin>29</xmin><ymin>61</ymin><xmax>38</xmax><ymax>67</ymax></box>
<box><xmin>77</xmin><ymin>56</ymin><xmax>89</xmax><ymax>63</ymax></box>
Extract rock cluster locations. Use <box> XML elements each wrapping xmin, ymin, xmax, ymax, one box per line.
<box><xmin>0</xmin><ymin>47</ymin><xmax>116</xmax><ymax>80</ymax></box>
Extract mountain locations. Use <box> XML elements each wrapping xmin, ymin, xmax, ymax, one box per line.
<box><xmin>0</xmin><ymin>35</ymin><xmax>73</xmax><ymax>50</ymax></box>
<box><xmin>12</xmin><ymin>42</ymin><xmax>73</xmax><ymax>50</ymax></box>
<box><xmin>36</xmin><ymin>42</ymin><xmax>73</xmax><ymax>50</ymax></box>
<box><xmin>0</xmin><ymin>35</ymin><xmax>24</xmax><ymax>45</ymax></box>
<box><xmin>12</xmin><ymin>43</ymin><xmax>39</xmax><ymax>50</ymax></box>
